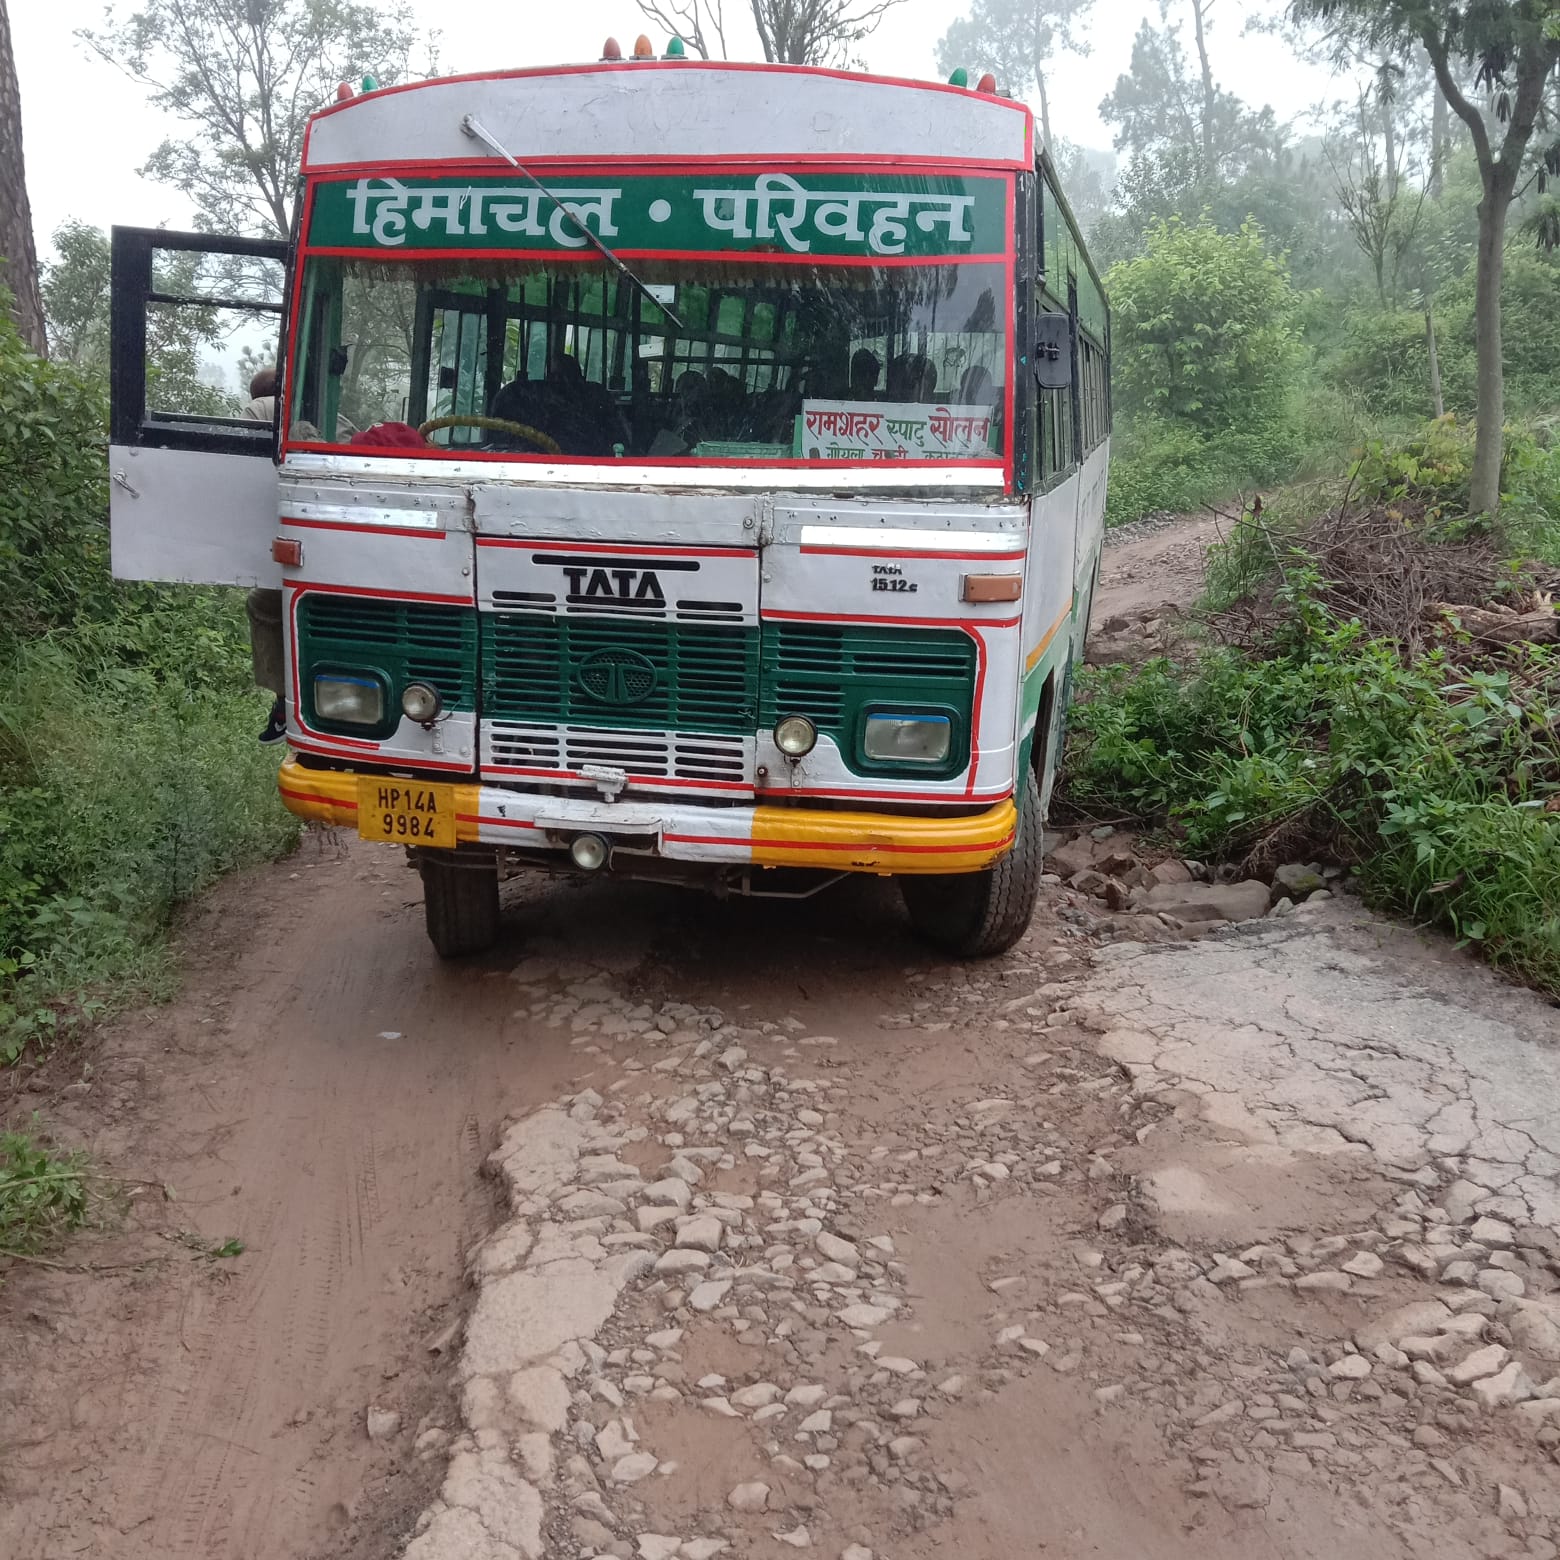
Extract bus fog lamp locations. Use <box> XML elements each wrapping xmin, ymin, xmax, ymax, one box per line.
<box><xmin>570</xmin><ymin>833</ymin><xmax>610</xmax><ymax>871</ymax></box>
<box><xmin>314</xmin><ymin>674</ymin><xmax>383</xmax><ymax>726</ymax></box>
<box><xmin>774</xmin><ymin>715</ymin><xmax>817</xmax><ymax>757</ymax></box>
<box><xmin>401</xmin><ymin>681</ymin><xmax>443</xmax><ymax>723</ymax></box>
<box><xmin>864</xmin><ymin>714</ymin><xmax>952</xmax><ymax>764</ymax></box>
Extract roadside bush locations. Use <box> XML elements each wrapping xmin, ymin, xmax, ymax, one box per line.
<box><xmin>0</xmin><ymin>1126</ymin><xmax>89</xmax><ymax>1262</ymax></box>
<box><xmin>1107</xmin><ymin>412</ymin><xmax>1305</xmax><ymax>525</ymax></box>
<box><xmin>0</xmin><ymin>297</ymin><xmax>298</xmax><ymax>1065</ymax></box>
<box><xmin>1064</xmin><ymin>580</ymin><xmax>1560</xmax><ymax>992</ymax></box>
<box><xmin>1108</xmin><ymin>217</ymin><xmax>1304</xmax><ymax>433</ymax></box>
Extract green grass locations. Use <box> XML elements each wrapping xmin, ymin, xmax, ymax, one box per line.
<box><xmin>1063</xmin><ymin>575</ymin><xmax>1560</xmax><ymax>995</ymax></box>
<box><xmin>1</xmin><ymin>605</ymin><xmax>300</xmax><ymax>1064</ymax></box>
<box><xmin>0</xmin><ymin>1126</ymin><xmax>89</xmax><ymax>1261</ymax></box>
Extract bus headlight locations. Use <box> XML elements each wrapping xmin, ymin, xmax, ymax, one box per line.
<box><xmin>401</xmin><ymin>681</ymin><xmax>443</xmax><ymax>723</ymax></box>
<box><xmin>314</xmin><ymin>674</ymin><xmax>383</xmax><ymax>726</ymax></box>
<box><xmin>863</xmin><ymin>713</ymin><xmax>952</xmax><ymax>764</ymax></box>
<box><xmin>774</xmin><ymin>715</ymin><xmax>817</xmax><ymax>757</ymax></box>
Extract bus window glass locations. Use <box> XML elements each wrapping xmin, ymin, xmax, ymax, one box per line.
<box><xmin>288</xmin><ymin>256</ymin><xmax>1008</xmax><ymax>465</ymax></box>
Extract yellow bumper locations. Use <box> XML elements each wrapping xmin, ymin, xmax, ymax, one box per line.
<box><xmin>279</xmin><ymin>760</ymin><xmax>1015</xmax><ymax>876</ymax></box>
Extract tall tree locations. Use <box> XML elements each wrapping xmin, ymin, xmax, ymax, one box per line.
<box><xmin>1290</xmin><ymin>0</ymin><xmax>1560</xmax><ymax>514</ymax></box>
<box><xmin>934</xmin><ymin>0</ymin><xmax>1094</xmax><ymax>150</ymax></box>
<box><xmin>1326</xmin><ymin>82</ymin><xmax>1431</xmax><ymax>303</ymax></box>
<box><xmin>1189</xmin><ymin>0</ymin><xmax>1216</xmax><ymax>175</ymax></box>
<box><xmin>0</xmin><ymin>0</ymin><xmax>45</xmax><ymax>356</ymax></box>
<box><xmin>749</xmin><ymin>0</ymin><xmax>904</xmax><ymax>66</ymax></box>
<box><xmin>80</xmin><ymin>0</ymin><xmax>424</xmax><ymax>239</ymax></box>
<box><xmin>633</xmin><ymin>0</ymin><xmax>730</xmax><ymax>59</ymax></box>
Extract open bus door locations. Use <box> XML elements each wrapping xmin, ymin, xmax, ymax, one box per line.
<box><xmin>108</xmin><ymin>228</ymin><xmax>288</xmax><ymax>586</ymax></box>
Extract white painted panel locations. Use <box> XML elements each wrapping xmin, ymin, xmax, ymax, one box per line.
<box><xmin>795</xmin><ymin>525</ymin><xmax>1024</xmax><ymax>555</ymax></box>
<box><xmin>306</xmin><ymin>66</ymin><xmax>1031</xmax><ymax>171</ymax></box>
<box><xmin>1075</xmin><ymin>440</ymin><xmax>1110</xmax><ymax>595</ymax></box>
<box><xmin>470</xmin><ymin>482</ymin><xmax>758</xmax><ymax>545</ymax></box>
<box><xmin>1024</xmin><ymin>472</ymin><xmax>1081</xmax><ymax>673</ymax></box>
<box><xmin>109</xmin><ymin>444</ymin><xmax>279</xmax><ymax>587</ymax></box>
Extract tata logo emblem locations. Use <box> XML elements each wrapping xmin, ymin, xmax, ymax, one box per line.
<box><xmin>562</xmin><ymin>564</ymin><xmax>667</xmax><ymax>606</ymax></box>
<box><xmin>577</xmin><ymin>647</ymin><xmax>659</xmax><ymax>707</ymax></box>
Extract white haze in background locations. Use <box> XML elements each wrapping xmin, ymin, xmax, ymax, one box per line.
<box><xmin>17</xmin><ymin>0</ymin><xmax>1338</xmax><ymax>259</ymax></box>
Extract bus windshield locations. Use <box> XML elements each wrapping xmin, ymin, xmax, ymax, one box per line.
<box><xmin>285</xmin><ymin>168</ymin><xmax>1012</xmax><ymax>467</ymax></box>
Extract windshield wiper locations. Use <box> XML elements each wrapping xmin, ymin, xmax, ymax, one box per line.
<box><xmin>460</xmin><ymin>114</ymin><xmax>685</xmax><ymax>332</ymax></box>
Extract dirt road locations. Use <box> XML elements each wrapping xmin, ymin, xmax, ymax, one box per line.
<box><xmin>3</xmin><ymin>517</ymin><xmax>1559</xmax><ymax>1560</ymax></box>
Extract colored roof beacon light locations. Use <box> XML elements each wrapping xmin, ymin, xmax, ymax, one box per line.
<box><xmin>976</xmin><ymin>72</ymin><xmax>997</xmax><ymax>94</ymax></box>
<box><xmin>632</xmin><ymin>34</ymin><xmax>654</xmax><ymax>58</ymax></box>
<box><xmin>665</xmin><ymin>35</ymin><xmax>686</xmax><ymax>57</ymax></box>
<box><xmin>601</xmin><ymin>36</ymin><xmax>622</xmax><ymax>60</ymax></box>
<box><xmin>335</xmin><ymin>81</ymin><xmax>354</xmax><ymax>101</ymax></box>
<box><xmin>947</xmin><ymin>67</ymin><xmax>969</xmax><ymax>88</ymax></box>
<box><xmin>361</xmin><ymin>73</ymin><xmax>379</xmax><ymax>92</ymax></box>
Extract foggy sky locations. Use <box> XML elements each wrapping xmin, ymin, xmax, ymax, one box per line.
<box><xmin>15</xmin><ymin>0</ymin><xmax>1339</xmax><ymax>255</ymax></box>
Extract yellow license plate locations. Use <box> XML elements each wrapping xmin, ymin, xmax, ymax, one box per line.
<box><xmin>356</xmin><ymin>778</ymin><xmax>457</xmax><ymax>848</ymax></box>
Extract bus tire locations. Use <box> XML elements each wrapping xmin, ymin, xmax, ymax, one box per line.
<box><xmin>899</xmin><ymin>767</ymin><xmax>1043</xmax><ymax>958</ymax></box>
<box><xmin>420</xmin><ymin>847</ymin><xmax>501</xmax><ymax>958</ymax></box>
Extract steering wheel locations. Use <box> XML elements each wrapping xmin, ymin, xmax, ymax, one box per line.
<box><xmin>417</xmin><ymin>415</ymin><xmax>562</xmax><ymax>455</ymax></box>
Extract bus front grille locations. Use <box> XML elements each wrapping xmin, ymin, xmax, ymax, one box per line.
<box><xmin>481</xmin><ymin>614</ymin><xmax>759</xmax><ymax>733</ymax></box>
<box><xmin>484</xmin><ymin>722</ymin><xmax>752</xmax><ymax>787</ymax></box>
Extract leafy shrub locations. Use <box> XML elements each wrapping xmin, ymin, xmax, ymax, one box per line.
<box><xmin>0</xmin><ymin>1126</ymin><xmax>89</xmax><ymax>1260</ymax></box>
<box><xmin>1064</xmin><ymin>576</ymin><xmax>1560</xmax><ymax>995</ymax></box>
<box><xmin>1107</xmin><ymin>216</ymin><xmax>1304</xmax><ymax>433</ymax></box>
<box><xmin>1107</xmin><ymin>412</ymin><xmax>1304</xmax><ymax>524</ymax></box>
<box><xmin>0</xmin><ymin>296</ymin><xmax>298</xmax><ymax>1064</ymax></box>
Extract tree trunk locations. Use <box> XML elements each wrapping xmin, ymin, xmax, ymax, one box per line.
<box><xmin>1469</xmin><ymin>187</ymin><xmax>1510</xmax><ymax>515</ymax></box>
<box><xmin>1425</xmin><ymin>303</ymin><xmax>1443</xmax><ymax>419</ymax></box>
<box><xmin>0</xmin><ymin>0</ymin><xmax>46</xmax><ymax>356</ymax></box>
<box><xmin>1035</xmin><ymin>63</ymin><xmax>1052</xmax><ymax>151</ymax></box>
<box><xmin>1380</xmin><ymin>73</ymin><xmax>1398</xmax><ymax>201</ymax></box>
<box><xmin>1429</xmin><ymin>87</ymin><xmax>1449</xmax><ymax>199</ymax></box>
<box><xmin>1190</xmin><ymin>0</ymin><xmax>1215</xmax><ymax>181</ymax></box>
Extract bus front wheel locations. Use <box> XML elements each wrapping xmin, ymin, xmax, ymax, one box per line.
<box><xmin>899</xmin><ymin>768</ymin><xmax>1043</xmax><ymax>958</ymax></box>
<box><xmin>419</xmin><ymin>847</ymin><xmax>501</xmax><ymax>958</ymax></box>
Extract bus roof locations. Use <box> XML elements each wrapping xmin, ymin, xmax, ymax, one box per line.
<box><xmin>301</xmin><ymin>60</ymin><xmax>1035</xmax><ymax>176</ymax></box>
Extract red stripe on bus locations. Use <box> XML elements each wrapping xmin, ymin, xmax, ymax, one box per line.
<box><xmin>475</xmin><ymin>537</ymin><xmax>752</xmax><ymax>558</ymax></box>
<box><xmin>281</xmin><ymin>516</ymin><xmax>447</xmax><ymax>539</ymax></box>
<box><xmin>301</xmin><ymin>245</ymin><xmax>1008</xmax><ymax>269</ymax></box>
<box><xmin>280</xmin><ymin>786</ymin><xmax>359</xmax><ymax>811</ymax></box>
<box><xmin>285</xmin><ymin>580</ymin><xmax>473</xmax><ymax>603</ymax></box>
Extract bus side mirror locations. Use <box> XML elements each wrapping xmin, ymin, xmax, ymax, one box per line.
<box><xmin>1033</xmin><ymin>314</ymin><xmax>1072</xmax><ymax>390</ymax></box>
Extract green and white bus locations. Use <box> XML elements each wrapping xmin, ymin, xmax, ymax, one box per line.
<box><xmin>108</xmin><ymin>43</ymin><xmax>1109</xmax><ymax>958</ymax></box>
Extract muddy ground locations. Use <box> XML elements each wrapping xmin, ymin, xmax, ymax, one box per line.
<box><xmin>3</xmin><ymin>516</ymin><xmax>1558</xmax><ymax>1560</ymax></box>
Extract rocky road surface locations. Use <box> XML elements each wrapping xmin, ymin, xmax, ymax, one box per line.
<box><xmin>3</xmin><ymin>515</ymin><xmax>1559</xmax><ymax>1560</ymax></box>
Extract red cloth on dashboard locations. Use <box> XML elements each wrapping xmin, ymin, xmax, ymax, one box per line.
<box><xmin>349</xmin><ymin>421</ymin><xmax>426</xmax><ymax>448</ymax></box>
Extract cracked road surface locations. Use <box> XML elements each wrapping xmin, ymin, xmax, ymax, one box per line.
<box><xmin>3</xmin><ymin>847</ymin><xmax>1559</xmax><ymax>1560</ymax></box>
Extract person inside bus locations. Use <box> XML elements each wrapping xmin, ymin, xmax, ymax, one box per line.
<box><xmin>849</xmin><ymin>348</ymin><xmax>882</xmax><ymax>402</ymax></box>
<box><xmin>959</xmin><ymin>364</ymin><xmax>994</xmax><ymax>406</ymax></box>
<box><xmin>488</xmin><ymin>355</ymin><xmax>624</xmax><ymax>456</ymax></box>
<box><xmin>242</xmin><ymin>366</ymin><xmax>278</xmax><ymax>423</ymax></box>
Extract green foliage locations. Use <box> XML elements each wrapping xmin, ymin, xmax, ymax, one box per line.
<box><xmin>42</xmin><ymin>222</ymin><xmax>240</xmax><ymax>416</ymax></box>
<box><xmin>0</xmin><ymin>1127</ymin><xmax>89</xmax><ymax>1258</ymax></box>
<box><xmin>1105</xmin><ymin>412</ymin><xmax>1303</xmax><ymax>524</ymax></box>
<box><xmin>1065</xmin><ymin>579</ymin><xmax>1560</xmax><ymax>994</ymax></box>
<box><xmin>80</xmin><ymin>0</ymin><xmax>425</xmax><ymax>238</ymax></box>
<box><xmin>1107</xmin><ymin>217</ymin><xmax>1304</xmax><ymax>433</ymax></box>
<box><xmin>0</xmin><ymin>295</ymin><xmax>298</xmax><ymax>1066</ymax></box>
<box><xmin>933</xmin><ymin>0</ymin><xmax>1093</xmax><ymax>127</ymax></box>
<box><xmin>0</xmin><ymin>298</ymin><xmax>115</xmax><ymax>634</ymax></box>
